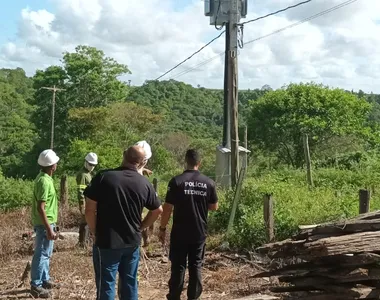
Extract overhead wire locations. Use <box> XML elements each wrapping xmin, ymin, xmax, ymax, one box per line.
<box><xmin>156</xmin><ymin>1</ymin><xmax>313</xmax><ymax>81</ymax></box>
<box><xmin>239</xmin><ymin>0</ymin><xmax>313</xmax><ymax>26</ymax></box>
<box><xmin>154</xmin><ymin>30</ymin><xmax>225</xmax><ymax>81</ymax></box>
<box><xmin>244</xmin><ymin>0</ymin><xmax>359</xmax><ymax>46</ymax></box>
<box><xmin>169</xmin><ymin>0</ymin><xmax>359</xmax><ymax>80</ymax></box>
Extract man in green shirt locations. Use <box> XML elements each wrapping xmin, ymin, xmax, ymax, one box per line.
<box><xmin>76</xmin><ymin>152</ymin><xmax>98</xmax><ymax>248</ymax></box>
<box><xmin>30</xmin><ymin>149</ymin><xmax>60</xmax><ymax>299</ymax></box>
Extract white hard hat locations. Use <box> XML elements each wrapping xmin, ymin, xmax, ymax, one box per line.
<box><xmin>135</xmin><ymin>140</ymin><xmax>152</xmax><ymax>160</ymax></box>
<box><xmin>85</xmin><ymin>152</ymin><xmax>98</xmax><ymax>165</ymax></box>
<box><xmin>38</xmin><ymin>149</ymin><xmax>60</xmax><ymax>167</ymax></box>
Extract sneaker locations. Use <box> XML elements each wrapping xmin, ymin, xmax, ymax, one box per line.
<box><xmin>30</xmin><ymin>285</ymin><xmax>51</xmax><ymax>298</ymax></box>
<box><xmin>42</xmin><ymin>280</ymin><xmax>61</xmax><ymax>290</ymax></box>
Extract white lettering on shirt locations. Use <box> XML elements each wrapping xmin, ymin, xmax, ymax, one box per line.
<box><xmin>184</xmin><ymin>182</ymin><xmax>207</xmax><ymax>189</ymax></box>
<box><xmin>184</xmin><ymin>181</ymin><xmax>207</xmax><ymax>197</ymax></box>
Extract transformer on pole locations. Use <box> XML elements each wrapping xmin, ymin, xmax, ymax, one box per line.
<box><xmin>205</xmin><ymin>0</ymin><xmax>250</xmax><ymax>188</ymax></box>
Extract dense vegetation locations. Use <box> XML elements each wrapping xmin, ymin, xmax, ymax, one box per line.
<box><xmin>1</xmin><ymin>45</ymin><xmax>380</xmax><ymax>248</ymax></box>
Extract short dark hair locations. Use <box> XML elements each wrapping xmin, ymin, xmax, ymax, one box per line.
<box><xmin>185</xmin><ymin>149</ymin><xmax>201</xmax><ymax>167</ymax></box>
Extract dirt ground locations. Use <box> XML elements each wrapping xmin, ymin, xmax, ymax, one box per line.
<box><xmin>0</xmin><ymin>247</ymin><xmax>276</xmax><ymax>299</ymax></box>
<box><xmin>0</xmin><ymin>209</ymin><xmax>278</xmax><ymax>299</ymax></box>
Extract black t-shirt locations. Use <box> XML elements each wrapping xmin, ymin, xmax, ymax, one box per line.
<box><xmin>165</xmin><ymin>170</ymin><xmax>218</xmax><ymax>243</ymax></box>
<box><xmin>84</xmin><ymin>167</ymin><xmax>161</xmax><ymax>249</ymax></box>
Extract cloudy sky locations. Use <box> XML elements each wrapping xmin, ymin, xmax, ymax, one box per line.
<box><xmin>1</xmin><ymin>0</ymin><xmax>379</xmax><ymax>92</ymax></box>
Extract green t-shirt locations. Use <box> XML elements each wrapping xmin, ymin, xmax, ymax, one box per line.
<box><xmin>32</xmin><ymin>172</ymin><xmax>58</xmax><ymax>226</ymax></box>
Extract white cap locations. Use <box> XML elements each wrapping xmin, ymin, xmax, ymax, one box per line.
<box><xmin>85</xmin><ymin>152</ymin><xmax>98</xmax><ymax>165</ymax></box>
<box><xmin>38</xmin><ymin>149</ymin><xmax>60</xmax><ymax>167</ymax></box>
<box><xmin>135</xmin><ymin>140</ymin><xmax>152</xmax><ymax>160</ymax></box>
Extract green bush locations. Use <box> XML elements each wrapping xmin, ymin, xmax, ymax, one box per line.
<box><xmin>209</xmin><ymin>168</ymin><xmax>380</xmax><ymax>249</ymax></box>
<box><xmin>0</xmin><ymin>177</ymin><xmax>34</xmax><ymax>210</ymax></box>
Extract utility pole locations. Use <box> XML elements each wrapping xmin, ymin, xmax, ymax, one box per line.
<box><xmin>41</xmin><ymin>85</ymin><xmax>66</xmax><ymax>149</ymax></box>
<box><xmin>228</xmin><ymin>0</ymin><xmax>240</xmax><ymax>187</ymax></box>
<box><xmin>223</xmin><ymin>23</ymin><xmax>231</xmax><ymax>149</ymax></box>
<box><xmin>206</xmin><ymin>0</ymin><xmax>247</xmax><ymax>188</ymax></box>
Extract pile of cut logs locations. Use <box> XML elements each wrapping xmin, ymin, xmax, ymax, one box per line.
<box><xmin>254</xmin><ymin>211</ymin><xmax>380</xmax><ymax>300</ymax></box>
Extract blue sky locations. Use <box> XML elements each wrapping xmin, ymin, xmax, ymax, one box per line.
<box><xmin>0</xmin><ymin>0</ymin><xmax>54</xmax><ymax>45</ymax></box>
<box><xmin>1</xmin><ymin>0</ymin><xmax>380</xmax><ymax>92</ymax></box>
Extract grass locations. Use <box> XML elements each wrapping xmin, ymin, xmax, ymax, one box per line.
<box><xmin>209</xmin><ymin>168</ymin><xmax>380</xmax><ymax>249</ymax></box>
<box><xmin>2</xmin><ymin>167</ymin><xmax>380</xmax><ymax>251</ymax></box>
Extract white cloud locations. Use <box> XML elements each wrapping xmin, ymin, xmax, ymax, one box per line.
<box><xmin>1</xmin><ymin>0</ymin><xmax>380</xmax><ymax>93</ymax></box>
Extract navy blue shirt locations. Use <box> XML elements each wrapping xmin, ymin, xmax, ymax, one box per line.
<box><xmin>166</xmin><ymin>170</ymin><xmax>218</xmax><ymax>243</ymax></box>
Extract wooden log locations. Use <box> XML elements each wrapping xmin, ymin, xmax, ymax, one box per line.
<box><xmin>295</xmin><ymin>220</ymin><xmax>380</xmax><ymax>241</ymax></box>
<box><xmin>352</xmin><ymin>210</ymin><xmax>380</xmax><ymax>221</ymax></box>
<box><xmin>261</xmin><ymin>231</ymin><xmax>380</xmax><ymax>258</ymax></box>
<box><xmin>253</xmin><ymin>254</ymin><xmax>380</xmax><ymax>278</ymax></box>
<box><xmin>292</xmin><ymin>288</ymin><xmax>380</xmax><ymax>300</ymax></box>
<box><xmin>257</xmin><ymin>239</ymin><xmax>305</xmax><ymax>254</ymax></box>
<box><xmin>280</xmin><ymin>268</ymin><xmax>380</xmax><ymax>285</ymax></box>
<box><xmin>305</xmin><ymin>231</ymin><xmax>380</xmax><ymax>257</ymax></box>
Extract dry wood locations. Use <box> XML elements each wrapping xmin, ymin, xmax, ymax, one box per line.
<box><xmin>295</xmin><ymin>220</ymin><xmax>380</xmax><ymax>241</ymax></box>
<box><xmin>290</xmin><ymin>287</ymin><xmax>380</xmax><ymax>300</ymax></box>
<box><xmin>260</xmin><ymin>231</ymin><xmax>380</xmax><ymax>258</ymax></box>
<box><xmin>253</xmin><ymin>254</ymin><xmax>380</xmax><ymax>278</ymax></box>
<box><xmin>305</xmin><ymin>231</ymin><xmax>380</xmax><ymax>257</ymax></box>
<box><xmin>257</xmin><ymin>239</ymin><xmax>305</xmax><ymax>255</ymax></box>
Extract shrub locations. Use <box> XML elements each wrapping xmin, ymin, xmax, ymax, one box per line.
<box><xmin>209</xmin><ymin>168</ymin><xmax>380</xmax><ymax>249</ymax></box>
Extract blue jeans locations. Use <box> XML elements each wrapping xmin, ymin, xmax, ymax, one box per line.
<box><xmin>30</xmin><ymin>224</ymin><xmax>55</xmax><ymax>287</ymax></box>
<box><xmin>93</xmin><ymin>245</ymin><xmax>140</xmax><ymax>300</ymax></box>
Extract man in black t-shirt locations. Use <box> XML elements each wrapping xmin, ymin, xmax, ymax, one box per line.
<box><xmin>84</xmin><ymin>146</ymin><xmax>163</xmax><ymax>300</ymax></box>
<box><xmin>159</xmin><ymin>149</ymin><xmax>218</xmax><ymax>300</ymax></box>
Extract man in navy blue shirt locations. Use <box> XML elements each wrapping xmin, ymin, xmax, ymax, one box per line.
<box><xmin>159</xmin><ymin>149</ymin><xmax>218</xmax><ymax>300</ymax></box>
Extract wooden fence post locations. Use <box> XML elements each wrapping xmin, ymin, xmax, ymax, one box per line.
<box><xmin>264</xmin><ymin>194</ymin><xmax>274</xmax><ymax>242</ymax></box>
<box><xmin>153</xmin><ymin>178</ymin><xmax>158</xmax><ymax>192</ymax></box>
<box><xmin>359</xmin><ymin>189</ymin><xmax>370</xmax><ymax>214</ymax></box>
<box><xmin>303</xmin><ymin>134</ymin><xmax>314</xmax><ymax>188</ymax></box>
<box><xmin>60</xmin><ymin>175</ymin><xmax>68</xmax><ymax>208</ymax></box>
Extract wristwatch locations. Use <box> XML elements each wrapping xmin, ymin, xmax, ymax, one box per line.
<box><xmin>159</xmin><ymin>227</ymin><xmax>166</xmax><ymax>232</ymax></box>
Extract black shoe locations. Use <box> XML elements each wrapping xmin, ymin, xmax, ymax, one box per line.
<box><xmin>42</xmin><ymin>280</ymin><xmax>61</xmax><ymax>290</ymax></box>
<box><xmin>30</xmin><ymin>285</ymin><xmax>51</xmax><ymax>298</ymax></box>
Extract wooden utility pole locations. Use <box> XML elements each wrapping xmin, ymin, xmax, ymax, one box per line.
<box><xmin>41</xmin><ymin>85</ymin><xmax>66</xmax><ymax>149</ymax></box>
<box><xmin>223</xmin><ymin>24</ymin><xmax>231</xmax><ymax>149</ymax></box>
<box><xmin>303</xmin><ymin>134</ymin><xmax>313</xmax><ymax>188</ymax></box>
<box><xmin>228</xmin><ymin>0</ymin><xmax>240</xmax><ymax>187</ymax></box>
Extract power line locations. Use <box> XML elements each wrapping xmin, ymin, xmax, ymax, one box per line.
<box><xmin>244</xmin><ymin>0</ymin><xmax>359</xmax><ymax>46</ymax></box>
<box><xmin>170</xmin><ymin>0</ymin><xmax>359</xmax><ymax>80</ymax></box>
<box><xmin>154</xmin><ymin>30</ymin><xmax>225</xmax><ymax>81</ymax></box>
<box><xmin>240</xmin><ymin>0</ymin><xmax>313</xmax><ymax>26</ymax></box>
<box><xmin>156</xmin><ymin>1</ymin><xmax>313</xmax><ymax>81</ymax></box>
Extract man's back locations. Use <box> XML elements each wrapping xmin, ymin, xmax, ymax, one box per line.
<box><xmin>84</xmin><ymin>167</ymin><xmax>160</xmax><ymax>249</ymax></box>
<box><xmin>166</xmin><ymin>170</ymin><xmax>218</xmax><ymax>243</ymax></box>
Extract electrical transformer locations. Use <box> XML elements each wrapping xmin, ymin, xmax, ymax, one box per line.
<box><xmin>204</xmin><ymin>0</ymin><xmax>248</xmax><ymax>26</ymax></box>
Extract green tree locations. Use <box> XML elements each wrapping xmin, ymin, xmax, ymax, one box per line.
<box><xmin>247</xmin><ymin>83</ymin><xmax>371</xmax><ymax>167</ymax></box>
<box><xmin>64</xmin><ymin>102</ymin><xmax>165</xmax><ymax>173</ymax></box>
<box><xmin>63</xmin><ymin>45</ymin><xmax>131</xmax><ymax>107</ymax></box>
<box><xmin>127</xmin><ymin>80</ymin><xmax>223</xmax><ymax>139</ymax></box>
<box><xmin>32</xmin><ymin>46</ymin><xmax>131</xmax><ymax>152</ymax></box>
<box><xmin>0</xmin><ymin>82</ymin><xmax>37</xmax><ymax>176</ymax></box>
